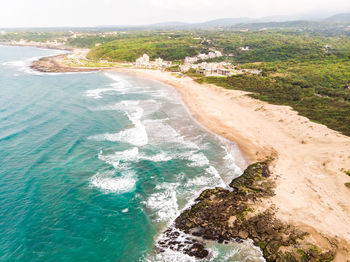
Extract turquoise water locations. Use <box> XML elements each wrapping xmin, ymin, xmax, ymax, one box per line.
<box><xmin>0</xmin><ymin>46</ymin><xmax>263</xmax><ymax>261</ymax></box>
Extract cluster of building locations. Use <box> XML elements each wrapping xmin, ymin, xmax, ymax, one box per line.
<box><xmin>135</xmin><ymin>51</ymin><xmax>260</xmax><ymax>77</ymax></box>
<box><xmin>239</xmin><ymin>46</ymin><xmax>252</xmax><ymax>51</ymax></box>
<box><xmin>185</xmin><ymin>62</ymin><xmax>234</xmax><ymax>76</ymax></box>
<box><xmin>180</xmin><ymin>61</ymin><xmax>260</xmax><ymax>76</ymax></box>
<box><xmin>135</xmin><ymin>54</ymin><xmax>172</xmax><ymax>69</ymax></box>
<box><xmin>184</xmin><ymin>50</ymin><xmax>223</xmax><ymax>64</ymax></box>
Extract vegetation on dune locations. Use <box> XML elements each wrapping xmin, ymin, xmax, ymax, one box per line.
<box><xmin>185</xmin><ymin>31</ymin><xmax>350</xmax><ymax>136</ymax></box>
<box><xmin>199</xmin><ymin>69</ymin><xmax>350</xmax><ymax>136</ymax></box>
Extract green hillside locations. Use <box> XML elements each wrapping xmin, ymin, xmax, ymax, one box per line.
<box><xmin>87</xmin><ymin>35</ymin><xmax>204</xmax><ymax>62</ymax></box>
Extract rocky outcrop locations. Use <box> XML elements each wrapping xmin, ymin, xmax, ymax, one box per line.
<box><xmin>159</xmin><ymin>162</ymin><xmax>337</xmax><ymax>261</ymax></box>
<box><xmin>31</xmin><ymin>55</ymin><xmax>99</xmax><ymax>73</ymax></box>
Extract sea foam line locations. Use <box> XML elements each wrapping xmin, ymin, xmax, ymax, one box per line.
<box><xmin>89</xmin><ymin>170</ymin><xmax>137</xmax><ymax>194</ymax></box>
<box><xmin>89</xmin><ymin>104</ymin><xmax>149</xmax><ymax>147</ymax></box>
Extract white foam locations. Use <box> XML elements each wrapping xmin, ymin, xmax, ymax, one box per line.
<box><xmin>146</xmin><ymin>152</ymin><xmax>172</xmax><ymax>162</ymax></box>
<box><xmin>103</xmin><ymin>72</ymin><xmax>132</xmax><ymax>87</ymax></box>
<box><xmin>85</xmin><ymin>74</ymin><xmax>133</xmax><ymax>99</ymax></box>
<box><xmin>90</xmin><ymin>170</ymin><xmax>136</xmax><ymax>194</ymax></box>
<box><xmin>112</xmin><ymin>105</ymin><xmax>148</xmax><ymax>146</ymax></box>
<box><xmin>2</xmin><ymin>60</ymin><xmax>27</xmax><ymax>67</ymax></box>
<box><xmin>2</xmin><ymin>59</ymin><xmax>37</xmax><ymax>75</ymax></box>
<box><xmin>98</xmin><ymin>147</ymin><xmax>172</xmax><ymax>168</ymax></box>
<box><xmin>144</xmin><ymin>182</ymin><xmax>180</xmax><ymax>222</ymax></box>
<box><xmin>2</xmin><ymin>49</ymin><xmax>67</xmax><ymax>75</ymax></box>
<box><xmin>85</xmin><ymin>87</ymin><xmax>119</xmax><ymax>99</ymax></box>
<box><xmin>98</xmin><ymin>100</ymin><xmax>140</xmax><ymax>111</ymax></box>
<box><xmin>183</xmin><ymin>166</ymin><xmax>225</xmax><ymax>189</ymax></box>
<box><xmin>207</xmin><ymin>239</ymin><xmax>264</xmax><ymax>261</ymax></box>
<box><xmin>187</xmin><ymin>152</ymin><xmax>210</xmax><ymax>167</ymax></box>
<box><xmin>144</xmin><ymin>119</ymin><xmax>200</xmax><ymax>150</ymax></box>
<box><xmin>206</xmin><ymin>166</ymin><xmax>226</xmax><ymax>187</ymax></box>
<box><xmin>98</xmin><ymin>148</ymin><xmax>138</xmax><ymax>168</ymax></box>
<box><xmin>146</xmin><ymin>248</ymin><xmax>197</xmax><ymax>262</ymax></box>
<box><xmin>184</xmin><ymin>176</ymin><xmax>213</xmax><ymax>188</ymax></box>
<box><xmin>101</xmin><ymin>124</ymin><xmax>147</xmax><ymax>147</ymax></box>
<box><xmin>89</xmin><ymin>105</ymin><xmax>149</xmax><ymax>147</ymax></box>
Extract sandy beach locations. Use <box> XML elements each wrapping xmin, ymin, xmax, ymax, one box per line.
<box><xmin>110</xmin><ymin>68</ymin><xmax>350</xmax><ymax>259</ymax></box>
<box><xmin>31</xmin><ymin>51</ymin><xmax>350</xmax><ymax>258</ymax></box>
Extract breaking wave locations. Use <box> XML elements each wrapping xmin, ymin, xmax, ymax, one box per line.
<box><xmin>89</xmin><ymin>170</ymin><xmax>137</xmax><ymax>194</ymax></box>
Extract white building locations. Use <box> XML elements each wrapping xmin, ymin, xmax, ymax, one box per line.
<box><xmin>154</xmin><ymin>58</ymin><xmax>172</xmax><ymax>68</ymax></box>
<box><xmin>214</xmin><ymin>51</ymin><xmax>223</xmax><ymax>57</ymax></box>
<box><xmin>185</xmin><ymin>57</ymin><xmax>198</xmax><ymax>64</ymax></box>
<box><xmin>197</xmin><ymin>53</ymin><xmax>209</xmax><ymax>60</ymax></box>
<box><xmin>155</xmin><ymin>58</ymin><xmax>163</xmax><ymax>66</ymax></box>
<box><xmin>136</xmin><ymin>54</ymin><xmax>150</xmax><ymax>67</ymax></box>
<box><xmin>208</xmin><ymin>52</ymin><xmax>216</xmax><ymax>59</ymax></box>
<box><xmin>239</xmin><ymin>46</ymin><xmax>251</xmax><ymax>51</ymax></box>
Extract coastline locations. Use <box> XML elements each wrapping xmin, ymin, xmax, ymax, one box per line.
<box><xmin>30</xmin><ymin>50</ymin><xmax>350</xmax><ymax>259</ymax></box>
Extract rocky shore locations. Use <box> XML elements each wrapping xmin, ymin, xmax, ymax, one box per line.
<box><xmin>28</xmin><ymin>52</ymin><xmax>350</xmax><ymax>260</ymax></box>
<box><xmin>159</xmin><ymin>162</ymin><xmax>337</xmax><ymax>261</ymax></box>
<box><xmin>30</xmin><ymin>55</ymin><xmax>102</xmax><ymax>73</ymax></box>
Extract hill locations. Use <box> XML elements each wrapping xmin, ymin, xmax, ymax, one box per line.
<box><xmin>86</xmin><ymin>35</ymin><xmax>204</xmax><ymax>62</ymax></box>
<box><xmin>324</xmin><ymin>13</ymin><xmax>350</xmax><ymax>23</ymax></box>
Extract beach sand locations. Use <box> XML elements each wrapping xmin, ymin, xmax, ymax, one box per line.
<box><xmin>111</xmin><ymin>68</ymin><xmax>350</xmax><ymax>259</ymax></box>
<box><xmin>31</xmin><ymin>50</ymin><xmax>350</xmax><ymax>258</ymax></box>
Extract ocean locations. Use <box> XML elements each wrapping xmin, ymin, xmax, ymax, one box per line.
<box><xmin>0</xmin><ymin>46</ymin><xmax>264</xmax><ymax>261</ymax></box>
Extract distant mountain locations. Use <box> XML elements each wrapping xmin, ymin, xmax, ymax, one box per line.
<box><xmin>199</xmin><ymin>17</ymin><xmax>255</xmax><ymax>27</ymax></box>
<box><xmin>5</xmin><ymin>13</ymin><xmax>350</xmax><ymax>32</ymax></box>
<box><xmin>150</xmin><ymin>21</ymin><xmax>189</xmax><ymax>29</ymax></box>
<box><xmin>324</xmin><ymin>13</ymin><xmax>350</xmax><ymax>23</ymax></box>
<box><xmin>254</xmin><ymin>16</ymin><xmax>294</xmax><ymax>23</ymax></box>
<box><xmin>148</xmin><ymin>15</ymin><xmax>337</xmax><ymax>30</ymax></box>
<box><xmin>148</xmin><ymin>16</ymin><xmax>295</xmax><ymax>30</ymax></box>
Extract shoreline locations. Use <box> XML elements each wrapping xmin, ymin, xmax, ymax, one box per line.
<box><xmin>29</xmin><ymin>49</ymin><xmax>350</xmax><ymax>259</ymax></box>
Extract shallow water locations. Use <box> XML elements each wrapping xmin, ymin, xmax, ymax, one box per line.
<box><xmin>0</xmin><ymin>45</ymin><xmax>263</xmax><ymax>261</ymax></box>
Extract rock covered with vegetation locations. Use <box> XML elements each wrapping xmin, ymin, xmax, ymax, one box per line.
<box><xmin>160</xmin><ymin>162</ymin><xmax>337</xmax><ymax>261</ymax></box>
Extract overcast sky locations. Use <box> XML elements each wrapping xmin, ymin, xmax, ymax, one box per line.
<box><xmin>1</xmin><ymin>0</ymin><xmax>350</xmax><ymax>27</ymax></box>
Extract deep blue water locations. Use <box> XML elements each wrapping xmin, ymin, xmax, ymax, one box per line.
<box><xmin>0</xmin><ymin>46</ymin><xmax>263</xmax><ymax>261</ymax></box>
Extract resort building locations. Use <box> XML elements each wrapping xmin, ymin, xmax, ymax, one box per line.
<box><xmin>239</xmin><ymin>46</ymin><xmax>252</xmax><ymax>51</ymax></box>
<box><xmin>197</xmin><ymin>53</ymin><xmax>209</xmax><ymax>60</ymax></box>
<box><xmin>214</xmin><ymin>51</ymin><xmax>223</xmax><ymax>57</ymax></box>
<box><xmin>136</xmin><ymin>54</ymin><xmax>150</xmax><ymax>67</ymax></box>
<box><xmin>184</xmin><ymin>50</ymin><xmax>223</xmax><ymax>65</ymax></box>
<box><xmin>185</xmin><ymin>57</ymin><xmax>198</xmax><ymax>64</ymax></box>
<box><xmin>135</xmin><ymin>55</ymin><xmax>171</xmax><ymax>69</ymax></box>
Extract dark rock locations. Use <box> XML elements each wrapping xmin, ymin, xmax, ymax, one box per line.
<box><xmin>184</xmin><ymin>243</ymin><xmax>209</xmax><ymax>259</ymax></box>
<box><xmin>238</xmin><ymin>230</ymin><xmax>249</xmax><ymax>239</ymax></box>
<box><xmin>158</xmin><ymin>162</ymin><xmax>337</xmax><ymax>261</ymax></box>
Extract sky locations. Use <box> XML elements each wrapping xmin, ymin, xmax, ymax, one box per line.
<box><xmin>0</xmin><ymin>0</ymin><xmax>350</xmax><ymax>27</ymax></box>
